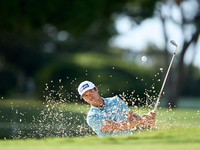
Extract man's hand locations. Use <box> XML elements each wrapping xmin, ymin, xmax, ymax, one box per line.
<box><xmin>125</xmin><ymin>110</ymin><xmax>140</xmax><ymax>120</ymax></box>
<box><xmin>137</xmin><ymin>110</ymin><xmax>156</xmax><ymax>127</ymax></box>
<box><xmin>125</xmin><ymin>110</ymin><xmax>156</xmax><ymax>128</ymax></box>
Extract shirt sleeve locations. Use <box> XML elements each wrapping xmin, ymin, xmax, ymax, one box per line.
<box><xmin>87</xmin><ymin>114</ymin><xmax>104</xmax><ymax>135</ymax></box>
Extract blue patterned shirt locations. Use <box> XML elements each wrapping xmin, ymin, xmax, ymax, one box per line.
<box><xmin>86</xmin><ymin>96</ymin><xmax>131</xmax><ymax>137</ymax></box>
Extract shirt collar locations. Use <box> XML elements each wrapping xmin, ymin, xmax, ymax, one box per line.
<box><xmin>91</xmin><ymin>97</ymin><xmax>108</xmax><ymax>110</ymax></box>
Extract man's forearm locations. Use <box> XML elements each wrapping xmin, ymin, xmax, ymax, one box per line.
<box><xmin>101</xmin><ymin>117</ymin><xmax>145</xmax><ymax>131</ymax></box>
<box><xmin>126</xmin><ymin>110</ymin><xmax>156</xmax><ymax>128</ymax></box>
<box><xmin>117</xmin><ymin>117</ymin><xmax>145</xmax><ymax>131</ymax></box>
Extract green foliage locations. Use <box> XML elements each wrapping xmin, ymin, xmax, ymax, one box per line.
<box><xmin>0</xmin><ymin>0</ymin><xmax>156</xmax><ymax>35</ymax></box>
<box><xmin>0</xmin><ymin>0</ymin><xmax>158</xmax><ymax>98</ymax></box>
<box><xmin>36</xmin><ymin>52</ymin><xmax>160</xmax><ymax>105</ymax></box>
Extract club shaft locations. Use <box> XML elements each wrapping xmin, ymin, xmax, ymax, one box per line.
<box><xmin>154</xmin><ymin>47</ymin><xmax>177</xmax><ymax>110</ymax></box>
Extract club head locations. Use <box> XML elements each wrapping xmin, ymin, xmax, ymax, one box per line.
<box><xmin>170</xmin><ymin>40</ymin><xmax>178</xmax><ymax>47</ymax></box>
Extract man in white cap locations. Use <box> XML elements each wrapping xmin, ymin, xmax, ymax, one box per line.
<box><xmin>78</xmin><ymin>80</ymin><xmax>156</xmax><ymax>137</ymax></box>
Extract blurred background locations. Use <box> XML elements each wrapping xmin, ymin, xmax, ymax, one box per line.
<box><xmin>0</xmin><ymin>0</ymin><xmax>200</xmax><ymax>139</ymax></box>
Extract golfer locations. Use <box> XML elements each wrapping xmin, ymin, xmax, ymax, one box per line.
<box><xmin>78</xmin><ymin>81</ymin><xmax>156</xmax><ymax>137</ymax></box>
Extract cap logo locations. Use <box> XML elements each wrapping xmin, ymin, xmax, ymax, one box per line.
<box><xmin>80</xmin><ymin>83</ymin><xmax>89</xmax><ymax>93</ymax></box>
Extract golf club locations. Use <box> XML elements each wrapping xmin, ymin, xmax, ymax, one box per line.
<box><xmin>153</xmin><ymin>40</ymin><xmax>178</xmax><ymax>111</ymax></box>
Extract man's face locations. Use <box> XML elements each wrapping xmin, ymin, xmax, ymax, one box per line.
<box><xmin>82</xmin><ymin>87</ymin><xmax>102</xmax><ymax>106</ymax></box>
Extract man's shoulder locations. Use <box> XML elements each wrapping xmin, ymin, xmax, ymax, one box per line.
<box><xmin>87</xmin><ymin>96</ymin><xmax>123</xmax><ymax>117</ymax></box>
<box><xmin>87</xmin><ymin>107</ymin><xmax>101</xmax><ymax>117</ymax></box>
<box><xmin>104</xmin><ymin>96</ymin><xmax>124</xmax><ymax>105</ymax></box>
<box><xmin>104</xmin><ymin>95</ymin><xmax>122</xmax><ymax>102</ymax></box>
<box><xmin>87</xmin><ymin>109</ymin><xmax>97</xmax><ymax>116</ymax></box>
<box><xmin>86</xmin><ymin>108</ymin><xmax>104</xmax><ymax>124</ymax></box>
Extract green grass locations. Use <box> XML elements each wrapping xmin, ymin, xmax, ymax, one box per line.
<box><xmin>0</xmin><ymin>127</ymin><xmax>200</xmax><ymax>150</ymax></box>
<box><xmin>0</xmin><ymin>99</ymin><xmax>200</xmax><ymax>149</ymax></box>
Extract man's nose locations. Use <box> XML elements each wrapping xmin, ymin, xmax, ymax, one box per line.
<box><xmin>89</xmin><ymin>93</ymin><xmax>93</xmax><ymax>97</ymax></box>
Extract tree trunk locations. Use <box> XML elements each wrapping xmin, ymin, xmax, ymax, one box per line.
<box><xmin>165</xmin><ymin>29</ymin><xmax>200</xmax><ymax>108</ymax></box>
<box><xmin>165</xmin><ymin>67</ymin><xmax>186</xmax><ymax>108</ymax></box>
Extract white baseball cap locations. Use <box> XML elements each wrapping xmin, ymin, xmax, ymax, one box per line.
<box><xmin>78</xmin><ymin>81</ymin><xmax>95</xmax><ymax>96</ymax></box>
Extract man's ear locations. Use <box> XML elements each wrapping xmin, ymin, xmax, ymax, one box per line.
<box><xmin>94</xmin><ymin>87</ymin><xmax>98</xmax><ymax>92</ymax></box>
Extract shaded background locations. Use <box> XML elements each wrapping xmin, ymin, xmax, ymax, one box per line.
<box><xmin>0</xmin><ymin>0</ymin><xmax>200</xmax><ymax>139</ymax></box>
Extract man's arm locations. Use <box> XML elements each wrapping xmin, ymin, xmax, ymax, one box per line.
<box><xmin>101</xmin><ymin>115</ymin><xmax>150</xmax><ymax>131</ymax></box>
<box><xmin>125</xmin><ymin>110</ymin><xmax>156</xmax><ymax>127</ymax></box>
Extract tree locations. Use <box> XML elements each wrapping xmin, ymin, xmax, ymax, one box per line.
<box><xmin>0</xmin><ymin>0</ymin><xmax>157</xmax><ymax>97</ymax></box>
<box><xmin>155</xmin><ymin>0</ymin><xmax>200</xmax><ymax>107</ymax></box>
